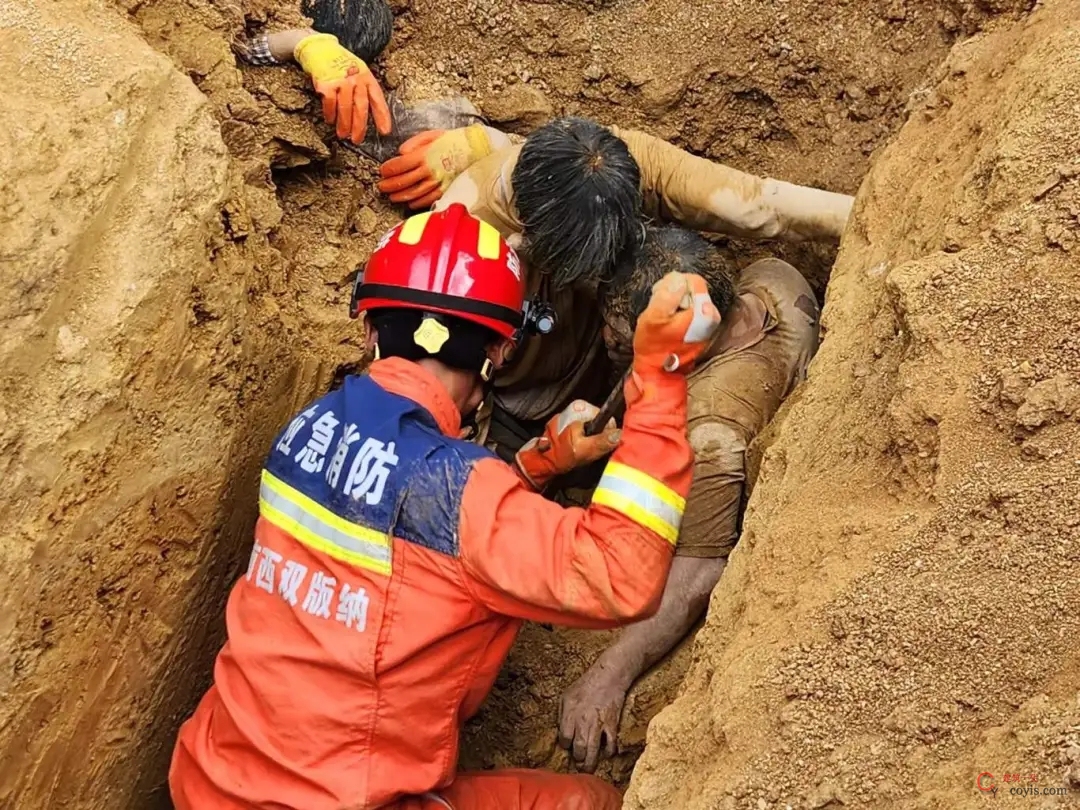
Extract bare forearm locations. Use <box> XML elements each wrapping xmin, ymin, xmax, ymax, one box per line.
<box><xmin>593</xmin><ymin>555</ymin><xmax>727</xmax><ymax>688</ymax></box>
<box><xmin>267</xmin><ymin>28</ymin><xmax>315</xmax><ymax>62</ymax></box>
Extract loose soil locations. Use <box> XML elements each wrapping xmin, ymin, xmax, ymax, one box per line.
<box><xmin>4</xmin><ymin>0</ymin><xmax>1074</xmax><ymax>807</ymax></box>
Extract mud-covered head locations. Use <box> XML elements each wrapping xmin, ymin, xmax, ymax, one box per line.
<box><xmin>303</xmin><ymin>0</ymin><xmax>394</xmax><ymax>62</ymax></box>
<box><xmin>512</xmin><ymin>117</ymin><xmax>642</xmax><ymax>290</ymax></box>
<box><xmin>600</xmin><ymin>224</ymin><xmax>736</xmax><ymax>365</ymax></box>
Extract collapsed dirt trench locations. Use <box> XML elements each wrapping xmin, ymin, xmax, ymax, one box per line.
<box><xmin>0</xmin><ymin>0</ymin><xmax>1055</xmax><ymax>807</ymax></box>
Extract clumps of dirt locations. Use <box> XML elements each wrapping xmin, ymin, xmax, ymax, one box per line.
<box><xmin>451</xmin><ymin>0</ymin><xmax>1028</xmax><ymax>783</ymax></box>
<box><xmin>458</xmin><ymin>621</ymin><xmax>697</xmax><ymax>785</ymax></box>
<box><xmin>0</xmin><ymin>0</ymin><xmax>1045</xmax><ymax>804</ymax></box>
<box><xmin>626</xmin><ymin>2</ymin><xmax>1080</xmax><ymax>808</ymax></box>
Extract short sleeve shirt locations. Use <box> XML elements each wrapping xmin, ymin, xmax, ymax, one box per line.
<box><xmin>677</xmin><ymin>258</ymin><xmax>819</xmax><ymax>557</ymax></box>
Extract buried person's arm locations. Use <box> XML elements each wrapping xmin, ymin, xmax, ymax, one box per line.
<box><xmin>557</xmin><ymin>418</ymin><xmax>747</xmax><ymax>773</ymax></box>
<box><xmin>611</xmin><ymin>125</ymin><xmax>855</xmax><ymax>243</ymax></box>
<box><xmin>375</xmin><ymin>118</ymin><xmax>855</xmax><ymax>244</ymax></box>
<box><xmin>234</xmin><ymin>12</ymin><xmax>392</xmax><ymax>144</ymax></box>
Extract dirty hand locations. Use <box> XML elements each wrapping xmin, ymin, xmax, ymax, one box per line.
<box><xmin>558</xmin><ymin>664</ymin><xmax>630</xmax><ymax>773</ymax></box>
<box><xmin>514</xmin><ymin>400</ymin><xmax>621</xmax><ymax>490</ymax></box>
<box><xmin>294</xmin><ymin>33</ymin><xmax>391</xmax><ymax>144</ymax></box>
<box><xmin>632</xmin><ymin>271</ymin><xmax>721</xmax><ymax>375</ymax></box>
<box><xmin>377</xmin><ymin>125</ymin><xmax>496</xmax><ymax>209</ymax></box>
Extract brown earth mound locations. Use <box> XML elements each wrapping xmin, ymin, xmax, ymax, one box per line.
<box><xmin>627</xmin><ymin>2</ymin><xmax>1080</xmax><ymax>807</ymax></box>
<box><xmin>0</xmin><ymin>0</ymin><xmax>1064</xmax><ymax>806</ymax></box>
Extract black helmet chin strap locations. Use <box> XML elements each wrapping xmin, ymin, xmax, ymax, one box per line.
<box><xmin>459</xmin><ymin>374</ymin><xmax>499</xmax><ymax>441</ymax></box>
<box><xmin>354</xmin><ymin>283</ymin><xmax>523</xmax><ymax>331</ymax></box>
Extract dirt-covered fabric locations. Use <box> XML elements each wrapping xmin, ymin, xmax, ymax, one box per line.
<box><xmin>436</xmin><ymin>125</ymin><xmax>853</xmax><ymax>244</ymax></box>
<box><xmin>435</xmin><ymin>127</ymin><xmax>845</xmax><ymax>426</ymax></box>
<box><xmin>480</xmin><ymin>258</ymin><xmax>819</xmax><ymax>559</ymax></box>
<box><xmin>679</xmin><ymin>258</ymin><xmax>820</xmax><ymax>557</ymax></box>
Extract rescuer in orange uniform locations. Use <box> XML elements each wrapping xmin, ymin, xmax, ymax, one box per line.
<box><xmin>169</xmin><ymin>203</ymin><xmax>722</xmax><ymax>810</ymax></box>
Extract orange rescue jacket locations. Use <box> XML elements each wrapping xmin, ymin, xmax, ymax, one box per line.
<box><xmin>170</xmin><ymin>357</ymin><xmax>692</xmax><ymax>810</ymax></box>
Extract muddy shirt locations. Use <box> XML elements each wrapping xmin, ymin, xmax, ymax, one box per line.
<box><xmin>436</xmin><ymin>127</ymin><xmax>849</xmax><ymax>422</ymax></box>
<box><xmin>679</xmin><ymin>257</ymin><xmax>820</xmax><ymax>558</ymax></box>
<box><xmin>437</xmin><ymin>126</ymin><xmax>854</xmax><ymax>243</ymax></box>
<box><xmin>488</xmin><ymin>277</ymin><xmax>614</xmax><ymax>422</ymax></box>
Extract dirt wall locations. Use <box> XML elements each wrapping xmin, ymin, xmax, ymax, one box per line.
<box><xmin>625</xmin><ymin>1</ymin><xmax>1080</xmax><ymax>807</ymax></box>
<box><xmin>0</xmin><ymin>0</ymin><xmax>359</xmax><ymax>805</ymax></box>
<box><xmin>0</xmin><ymin>0</ymin><xmax>1046</xmax><ymax>806</ymax></box>
<box><xmin>0</xmin><ymin>0</ymin><xmax>231</xmax><ymax>804</ymax></box>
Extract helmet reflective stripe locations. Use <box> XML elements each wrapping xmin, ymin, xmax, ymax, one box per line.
<box><xmin>398</xmin><ymin>212</ymin><xmax>433</xmax><ymax>245</ymax></box>
<box><xmin>476</xmin><ymin>220</ymin><xmax>502</xmax><ymax>260</ymax></box>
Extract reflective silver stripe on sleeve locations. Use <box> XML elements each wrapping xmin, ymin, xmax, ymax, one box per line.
<box><xmin>259</xmin><ymin>474</ymin><xmax>392</xmax><ymax>573</ymax></box>
<box><xmin>592</xmin><ymin>462</ymin><xmax>684</xmax><ymax>544</ymax></box>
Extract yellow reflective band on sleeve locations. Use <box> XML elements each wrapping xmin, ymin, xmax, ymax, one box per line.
<box><xmin>476</xmin><ymin>219</ymin><xmax>502</xmax><ymax>260</ymax></box>
<box><xmin>259</xmin><ymin>470</ymin><xmax>392</xmax><ymax>576</ymax></box>
<box><xmin>591</xmin><ymin>461</ymin><xmax>685</xmax><ymax>545</ymax></box>
<box><xmin>398</xmin><ymin>212</ymin><xmax>433</xmax><ymax>246</ymax></box>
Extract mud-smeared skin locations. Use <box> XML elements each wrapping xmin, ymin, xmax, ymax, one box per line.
<box><xmin>0</xmin><ymin>0</ymin><xmax>1043</xmax><ymax>807</ymax></box>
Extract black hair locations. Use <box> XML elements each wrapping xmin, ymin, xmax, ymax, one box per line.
<box><xmin>304</xmin><ymin>0</ymin><xmax>394</xmax><ymax>63</ymax></box>
<box><xmin>512</xmin><ymin>117</ymin><xmax>642</xmax><ymax>290</ymax></box>
<box><xmin>367</xmin><ymin>308</ymin><xmax>499</xmax><ymax>373</ymax></box>
<box><xmin>603</xmin><ymin>224</ymin><xmax>736</xmax><ymax>328</ymax></box>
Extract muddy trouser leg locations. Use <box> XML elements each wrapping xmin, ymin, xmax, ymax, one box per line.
<box><xmin>426</xmin><ymin>769</ymin><xmax>622</xmax><ymax>810</ymax></box>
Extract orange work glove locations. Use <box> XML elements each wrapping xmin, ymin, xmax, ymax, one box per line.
<box><xmin>377</xmin><ymin>125</ymin><xmax>496</xmax><ymax>209</ymax></box>
<box><xmin>294</xmin><ymin>33</ymin><xmax>392</xmax><ymax>144</ymax></box>
<box><xmin>632</xmin><ymin>271</ymin><xmax>721</xmax><ymax>376</ymax></box>
<box><xmin>514</xmin><ymin>400</ymin><xmax>622</xmax><ymax>491</ymax></box>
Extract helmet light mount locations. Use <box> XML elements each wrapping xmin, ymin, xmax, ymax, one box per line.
<box><xmin>513</xmin><ymin>297</ymin><xmax>557</xmax><ymax>343</ymax></box>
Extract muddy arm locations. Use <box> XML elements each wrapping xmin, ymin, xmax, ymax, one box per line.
<box><xmin>267</xmin><ymin>29</ymin><xmax>316</xmax><ymax>62</ymax></box>
<box><xmin>234</xmin><ymin>29</ymin><xmax>319</xmax><ymax>65</ymax></box>
<box><xmin>593</xmin><ymin>418</ymin><xmax>747</xmax><ymax>681</ymax></box>
<box><xmin>557</xmin><ymin>556</ymin><xmax>725</xmax><ymax>771</ymax></box>
<box><xmin>608</xmin><ymin>556</ymin><xmax>723</xmax><ymax>686</ymax></box>
<box><xmin>613</xmin><ymin>126</ymin><xmax>854</xmax><ymax>242</ymax></box>
<box><xmin>559</xmin><ymin>425</ymin><xmax>743</xmax><ymax>771</ymax></box>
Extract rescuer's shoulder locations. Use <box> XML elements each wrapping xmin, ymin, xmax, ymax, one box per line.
<box><xmin>392</xmin><ymin>435</ymin><xmax>500</xmax><ymax>558</ymax></box>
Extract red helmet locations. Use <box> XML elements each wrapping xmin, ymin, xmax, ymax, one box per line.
<box><xmin>350</xmin><ymin>203</ymin><xmax>525</xmax><ymax>340</ymax></box>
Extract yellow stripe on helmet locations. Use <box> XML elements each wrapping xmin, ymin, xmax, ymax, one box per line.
<box><xmin>476</xmin><ymin>220</ymin><xmax>503</xmax><ymax>260</ymax></box>
<box><xmin>398</xmin><ymin>212</ymin><xmax>433</xmax><ymax>246</ymax></box>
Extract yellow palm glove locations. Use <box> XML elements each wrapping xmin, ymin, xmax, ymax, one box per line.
<box><xmin>294</xmin><ymin>33</ymin><xmax>392</xmax><ymax>144</ymax></box>
<box><xmin>377</xmin><ymin>125</ymin><xmax>496</xmax><ymax>209</ymax></box>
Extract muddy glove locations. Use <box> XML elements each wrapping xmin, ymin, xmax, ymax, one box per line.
<box><xmin>513</xmin><ymin>400</ymin><xmax>622</xmax><ymax>491</ymax></box>
<box><xmin>294</xmin><ymin>33</ymin><xmax>392</xmax><ymax>144</ymax></box>
<box><xmin>631</xmin><ymin>272</ymin><xmax>721</xmax><ymax>377</ymax></box>
<box><xmin>377</xmin><ymin>125</ymin><xmax>496</xmax><ymax>209</ymax></box>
